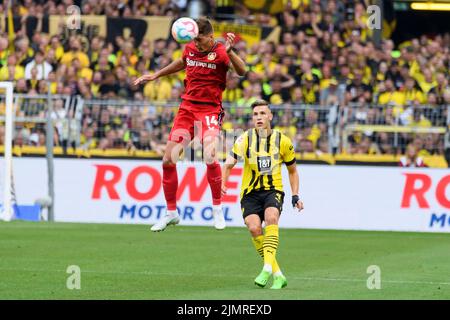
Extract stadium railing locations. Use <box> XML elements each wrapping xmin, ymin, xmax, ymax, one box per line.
<box><xmin>1</xmin><ymin>94</ymin><xmax>449</xmax><ymax>167</ymax></box>
<box><xmin>80</xmin><ymin>98</ymin><xmax>338</xmax><ymax>156</ymax></box>
<box><xmin>0</xmin><ymin>93</ymin><xmax>84</xmax><ymax>153</ymax></box>
<box><xmin>341</xmin><ymin>103</ymin><xmax>449</xmax><ymax>155</ymax></box>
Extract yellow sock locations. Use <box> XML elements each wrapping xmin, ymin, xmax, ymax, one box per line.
<box><xmin>252</xmin><ymin>235</ymin><xmax>265</xmax><ymax>259</ymax></box>
<box><xmin>263</xmin><ymin>225</ymin><xmax>279</xmax><ymax>271</ymax></box>
<box><xmin>252</xmin><ymin>234</ymin><xmax>281</xmax><ymax>274</ymax></box>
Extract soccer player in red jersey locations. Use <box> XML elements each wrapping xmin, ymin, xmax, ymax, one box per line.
<box><xmin>134</xmin><ymin>17</ymin><xmax>246</xmax><ymax>231</ymax></box>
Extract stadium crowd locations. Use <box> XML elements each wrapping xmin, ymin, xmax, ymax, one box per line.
<box><xmin>0</xmin><ymin>0</ymin><xmax>449</xmax><ymax>158</ymax></box>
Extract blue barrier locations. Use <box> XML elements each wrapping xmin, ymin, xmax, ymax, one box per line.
<box><xmin>13</xmin><ymin>205</ymin><xmax>41</xmax><ymax>221</ymax></box>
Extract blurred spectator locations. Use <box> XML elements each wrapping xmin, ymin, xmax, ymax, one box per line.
<box><xmin>24</xmin><ymin>50</ymin><xmax>52</xmax><ymax>80</ymax></box>
<box><xmin>60</xmin><ymin>37</ymin><xmax>90</xmax><ymax>69</ymax></box>
<box><xmin>0</xmin><ymin>0</ymin><xmax>448</xmax><ymax>160</ymax></box>
<box><xmin>79</xmin><ymin>127</ymin><xmax>98</xmax><ymax>150</ymax></box>
<box><xmin>399</xmin><ymin>144</ymin><xmax>427</xmax><ymax>167</ymax></box>
<box><xmin>320</xmin><ymin>78</ymin><xmax>344</xmax><ymax>106</ymax></box>
<box><xmin>0</xmin><ymin>55</ymin><xmax>25</xmax><ymax>81</ymax></box>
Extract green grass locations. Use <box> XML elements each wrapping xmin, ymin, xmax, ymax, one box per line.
<box><xmin>0</xmin><ymin>221</ymin><xmax>449</xmax><ymax>300</ymax></box>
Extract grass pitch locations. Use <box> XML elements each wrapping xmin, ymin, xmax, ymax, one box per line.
<box><xmin>0</xmin><ymin>221</ymin><xmax>449</xmax><ymax>300</ymax></box>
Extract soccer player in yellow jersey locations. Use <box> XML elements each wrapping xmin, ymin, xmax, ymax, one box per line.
<box><xmin>222</xmin><ymin>99</ymin><xmax>304</xmax><ymax>289</ymax></box>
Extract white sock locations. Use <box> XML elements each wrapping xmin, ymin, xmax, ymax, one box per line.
<box><xmin>213</xmin><ymin>204</ymin><xmax>222</xmax><ymax>211</ymax></box>
<box><xmin>274</xmin><ymin>270</ymin><xmax>283</xmax><ymax>277</ymax></box>
<box><xmin>166</xmin><ymin>209</ymin><xmax>178</xmax><ymax>216</ymax></box>
<box><xmin>263</xmin><ymin>264</ymin><xmax>272</xmax><ymax>273</ymax></box>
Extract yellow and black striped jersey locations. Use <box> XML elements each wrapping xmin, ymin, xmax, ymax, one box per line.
<box><xmin>231</xmin><ymin>128</ymin><xmax>296</xmax><ymax>199</ymax></box>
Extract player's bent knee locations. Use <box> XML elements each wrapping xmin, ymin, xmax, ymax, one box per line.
<box><xmin>203</xmin><ymin>143</ymin><xmax>217</xmax><ymax>161</ymax></box>
<box><xmin>245</xmin><ymin>216</ymin><xmax>263</xmax><ymax>236</ymax></box>
<box><xmin>203</xmin><ymin>150</ymin><xmax>217</xmax><ymax>165</ymax></box>
<box><xmin>162</xmin><ymin>152</ymin><xmax>177</xmax><ymax>166</ymax></box>
<box><xmin>162</xmin><ymin>158</ymin><xmax>176</xmax><ymax>166</ymax></box>
<box><xmin>264</xmin><ymin>208</ymin><xmax>280</xmax><ymax>225</ymax></box>
<box><xmin>247</xmin><ymin>224</ymin><xmax>263</xmax><ymax>237</ymax></box>
<box><xmin>163</xmin><ymin>142</ymin><xmax>185</xmax><ymax>165</ymax></box>
<box><xmin>265</xmin><ymin>219</ymin><xmax>278</xmax><ymax>226</ymax></box>
<box><xmin>204</xmin><ymin>156</ymin><xmax>217</xmax><ymax>165</ymax></box>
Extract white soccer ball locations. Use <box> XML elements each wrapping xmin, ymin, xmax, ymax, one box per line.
<box><xmin>171</xmin><ymin>17</ymin><xmax>199</xmax><ymax>44</ymax></box>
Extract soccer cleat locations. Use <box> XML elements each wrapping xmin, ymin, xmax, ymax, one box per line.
<box><xmin>270</xmin><ymin>275</ymin><xmax>287</xmax><ymax>290</ymax></box>
<box><xmin>254</xmin><ymin>270</ymin><xmax>271</xmax><ymax>288</ymax></box>
<box><xmin>212</xmin><ymin>206</ymin><xmax>226</xmax><ymax>230</ymax></box>
<box><xmin>151</xmin><ymin>210</ymin><xmax>180</xmax><ymax>232</ymax></box>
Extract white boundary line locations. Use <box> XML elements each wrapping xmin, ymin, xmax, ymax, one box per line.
<box><xmin>0</xmin><ymin>268</ymin><xmax>449</xmax><ymax>286</ymax></box>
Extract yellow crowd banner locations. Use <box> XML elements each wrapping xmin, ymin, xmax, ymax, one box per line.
<box><xmin>49</xmin><ymin>15</ymin><xmax>107</xmax><ymax>38</ymax></box>
<box><xmin>48</xmin><ymin>15</ymin><xmax>171</xmax><ymax>46</ymax></box>
<box><xmin>212</xmin><ymin>21</ymin><xmax>262</xmax><ymax>46</ymax></box>
<box><xmin>141</xmin><ymin>17</ymin><xmax>172</xmax><ymax>43</ymax></box>
<box><xmin>242</xmin><ymin>0</ymin><xmax>284</xmax><ymax>14</ymax></box>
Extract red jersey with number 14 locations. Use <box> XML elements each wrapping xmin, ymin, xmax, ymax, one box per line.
<box><xmin>181</xmin><ymin>41</ymin><xmax>230</xmax><ymax>106</ymax></box>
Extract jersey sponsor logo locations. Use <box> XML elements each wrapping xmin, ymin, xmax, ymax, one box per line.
<box><xmin>207</xmin><ymin>52</ymin><xmax>216</xmax><ymax>61</ymax></box>
<box><xmin>186</xmin><ymin>57</ymin><xmax>217</xmax><ymax>69</ymax></box>
<box><xmin>189</xmin><ymin>52</ymin><xmax>195</xmax><ymax>57</ymax></box>
<box><xmin>257</xmin><ymin>156</ymin><xmax>272</xmax><ymax>173</ymax></box>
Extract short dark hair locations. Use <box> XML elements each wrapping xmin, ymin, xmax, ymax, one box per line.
<box><xmin>196</xmin><ymin>17</ymin><xmax>213</xmax><ymax>35</ymax></box>
<box><xmin>251</xmin><ymin>99</ymin><xmax>270</xmax><ymax>109</ymax></box>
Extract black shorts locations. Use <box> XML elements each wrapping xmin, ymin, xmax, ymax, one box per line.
<box><xmin>241</xmin><ymin>190</ymin><xmax>285</xmax><ymax>221</ymax></box>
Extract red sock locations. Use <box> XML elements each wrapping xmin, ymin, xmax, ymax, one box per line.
<box><xmin>206</xmin><ymin>162</ymin><xmax>222</xmax><ymax>206</ymax></box>
<box><xmin>163</xmin><ymin>163</ymin><xmax>178</xmax><ymax>211</ymax></box>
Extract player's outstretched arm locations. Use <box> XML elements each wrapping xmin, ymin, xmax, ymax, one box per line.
<box><xmin>225</xmin><ymin>33</ymin><xmax>246</xmax><ymax>76</ymax></box>
<box><xmin>221</xmin><ymin>154</ymin><xmax>238</xmax><ymax>197</ymax></box>
<box><xmin>286</xmin><ymin>163</ymin><xmax>304</xmax><ymax>212</ymax></box>
<box><xmin>133</xmin><ymin>58</ymin><xmax>185</xmax><ymax>86</ymax></box>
